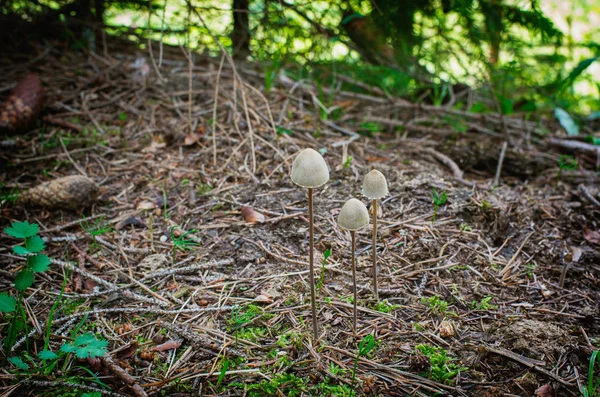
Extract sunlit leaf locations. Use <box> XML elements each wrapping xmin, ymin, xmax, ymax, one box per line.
<box><xmin>8</xmin><ymin>357</ymin><xmax>29</xmax><ymax>370</ymax></box>
<box><xmin>4</xmin><ymin>221</ymin><xmax>38</xmax><ymax>239</ymax></box>
<box><xmin>0</xmin><ymin>293</ymin><xmax>16</xmax><ymax>313</ymax></box>
<box><xmin>26</xmin><ymin>235</ymin><xmax>45</xmax><ymax>253</ymax></box>
<box><xmin>554</xmin><ymin>108</ymin><xmax>579</xmax><ymax>136</ymax></box>
<box><xmin>29</xmin><ymin>254</ymin><xmax>51</xmax><ymax>273</ymax></box>
<box><xmin>14</xmin><ymin>270</ymin><xmax>34</xmax><ymax>291</ymax></box>
<box><xmin>38</xmin><ymin>350</ymin><xmax>58</xmax><ymax>360</ymax></box>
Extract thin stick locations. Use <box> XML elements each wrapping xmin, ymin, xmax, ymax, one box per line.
<box><xmin>372</xmin><ymin>199</ymin><xmax>378</xmax><ymax>300</ymax></box>
<box><xmin>187</xmin><ymin>1</ymin><xmax>193</xmax><ymax>136</ymax></box>
<box><xmin>212</xmin><ymin>53</ymin><xmax>225</xmax><ymax>166</ymax></box>
<box><xmin>308</xmin><ymin>187</ymin><xmax>318</xmax><ymax>341</ymax></box>
<box><xmin>493</xmin><ymin>141</ymin><xmax>508</xmax><ymax>187</ymax></box>
<box><xmin>351</xmin><ymin>230</ymin><xmax>357</xmax><ymax>333</ymax></box>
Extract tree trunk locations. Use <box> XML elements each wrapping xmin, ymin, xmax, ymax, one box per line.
<box><xmin>231</xmin><ymin>0</ymin><xmax>250</xmax><ymax>60</ymax></box>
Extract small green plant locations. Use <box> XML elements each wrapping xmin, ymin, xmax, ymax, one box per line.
<box><xmin>422</xmin><ymin>295</ymin><xmax>451</xmax><ymax>316</ymax></box>
<box><xmin>80</xmin><ymin>217</ymin><xmax>112</xmax><ymax>252</ymax></box>
<box><xmin>583</xmin><ymin>350</ymin><xmax>600</xmax><ymax>397</ymax></box>
<box><xmin>431</xmin><ymin>188</ymin><xmax>448</xmax><ymax>222</ymax></box>
<box><xmin>263</xmin><ymin>58</ymin><xmax>282</xmax><ymax>93</ymax></box>
<box><xmin>352</xmin><ymin>334</ymin><xmax>376</xmax><ymax>389</ymax></box>
<box><xmin>197</xmin><ymin>183</ymin><xmax>213</xmax><ymax>195</ymax></box>
<box><xmin>471</xmin><ymin>296</ymin><xmax>497</xmax><ymax>311</ymax></box>
<box><xmin>459</xmin><ymin>223</ymin><xmax>472</xmax><ymax>232</ymax></box>
<box><xmin>525</xmin><ymin>263</ymin><xmax>536</xmax><ymax>278</ymax></box>
<box><xmin>415</xmin><ymin>344</ymin><xmax>467</xmax><ymax>384</ymax></box>
<box><xmin>229</xmin><ymin>304</ymin><xmax>261</xmax><ymax>348</ymax></box>
<box><xmin>0</xmin><ymin>183</ymin><xmax>19</xmax><ymax>207</ymax></box>
<box><xmin>276</xmin><ymin>330</ymin><xmax>303</xmax><ymax>350</ymax></box>
<box><xmin>216</xmin><ymin>356</ymin><xmax>230</xmax><ymax>391</ymax></box>
<box><xmin>276</xmin><ymin>126</ymin><xmax>293</xmax><ymax>136</ymax></box>
<box><xmin>359</xmin><ymin>121</ymin><xmax>384</xmax><ymax>136</ymax></box>
<box><xmin>557</xmin><ymin>154</ymin><xmax>578</xmax><ymax>181</ymax></box>
<box><xmin>2</xmin><ymin>221</ymin><xmax>52</xmax><ymax>349</ymax></box>
<box><xmin>170</xmin><ymin>226</ymin><xmax>199</xmax><ymax>262</ymax></box>
<box><xmin>244</xmin><ymin>373</ymin><xmax>308</xmax><ymax>397</ymax></box>
<box><xmin>4</xmin><ymin>221</ymin><xmax>51</xmax><ymax>291</ymax></box>
<box><xmin>343</xmin><ymin>155</ymin><xmax>353</xmax><ymax>169</ymax></box>
<box><xmin>374</xmin><ymin>299</ymin><xmax>400</xmax><ymax>314</ymax></box>
<box><xmin>317</xmin><ymin>248</ymin><xmax>331</xmax><ymax>290</ymax></box>
<box><xmin>59</xmin><ymin>333</ymin><xmax>108</xmax><ymax>359</ymax></box>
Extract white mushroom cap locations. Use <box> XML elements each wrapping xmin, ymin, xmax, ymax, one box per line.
<box><xmin>290</xmin><ymin>148</ymin><xmax>330</xmax><ymax>188</ymax></box>
<box><xmin>338</xmin><ymin>198</ymin><xmax>370</xmax><ymax>231</ymax></box>
<box><xmin>362</xmin><ymin>169</ymin><xmax>388</xmax><ymax>199</ymax></box>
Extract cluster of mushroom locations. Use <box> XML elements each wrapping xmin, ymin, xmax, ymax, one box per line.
<box><xmin>290</xmin><ymin>148</ymin><xmax>388</xmax><ymax>339</ymax></box>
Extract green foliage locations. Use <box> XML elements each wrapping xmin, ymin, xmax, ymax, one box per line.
<box><xmin>557</xmin><ymin>154</ymin><xmax>578</xmax><ymax>182</ymax></box>
<box><xmin>276</xmin><ymin>126</ymin><xmax>293</xmax><ymax>136</ymax></box>
<box><xmin>352</xmin><ymin>334</ymin><xmax>376</xmax><ymax>387</ymax></box>
<box><xmin>583</xmin><ymin>351</ymin><xmax>600</xmax><ymax>397</ymax></box>
<box><xmin>8</xmin><ymin>356</ymin><xmax>29</xmax><ymax>370</ymax></box>
<box><xmin>471</xmin><ymin>296</ymin><xmax>497</xmax><ymax>310</ymax></box>
<box><xmin>3</xmin><ymin>220</ymin><xmax>52</xmax><ymax>294</ymax></box>
<box><xmin>5</xmin><ymin>221</ymin><xmax>39</xmax><ymax>238</ymax></box>
<box><xmin>555</xmin><ymin>108</ymin><xmax>579</xmax><ymax>136</ymax></box>
<box><xmin>229</xmin><ymin>304</ymin><xmax>263</xmax><ymax>347</ymax></box>
<box><xmin>216</xmin><ymin>357</ymin><xmax>230</xmax><ymax>391</ymax></box>
<box><xmin>170</xmin><ymin>227</ymin><xmax>199</xmax><ymax>251</ymax></box>
<box><xmin>422</xmin><ymin>295</ymin><xmax>455</xmax><ymax>316</ymax></box>
<box><xmin>38</xmin><ymin>350</ymin><xmax>59</xmax><ymax>360</ymax></box>
<box><xmin>0</xmin><ymin>293</ymin><xmax>16</xmax><ymax>312</ymax></box>
<box><xmin>343</xmin><ymin>156</ymin><xmax>353</xmax><ymax>169</ymax></box>
<box><xmin>415</xmin><ymin>344</ymin><xmax>467</xmax><ymax>384</ymax></box>
<box><xmin>374</xmin><ymin>299</ymin><xmax>400</xmax><ymax>313</ymax></box>
<box><xmin>431</xmin><ymin>188</ymin><xmax>448</xmax><ymax>222</ymax></box>
<box><xmin>245</xmin><ymin>373</ymin><xmax>308</xmax><ymax>397</ymax></box>
<box><xmin>317</xmin><ymin>248</ymin><xmax>331</xmax><ymax>290</ymax></box>
<box><xmin>60</xmin><ymin>333</ymin><xmax>108</xmax><ymax>359</ymax></box>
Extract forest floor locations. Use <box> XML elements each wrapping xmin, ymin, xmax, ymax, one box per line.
<box><xmin>1</xmin><ymin>36</ymin><xmax>600</xmax><ymax>397</ymax></box>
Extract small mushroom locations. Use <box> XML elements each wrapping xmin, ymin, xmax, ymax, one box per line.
<box><xmin>338</xmin><ymin>198</ymin><xmax>370</xmax><ymax>332</ymax></box>
<box><xmin>290</xmin><ymin>148</ymin><xmax>329</xmax><ymax>341</ymax></box>
<box><xmin>362</xmin><ymin>169</ymin><xmax>388</xmax><ymax>300</ymax></box>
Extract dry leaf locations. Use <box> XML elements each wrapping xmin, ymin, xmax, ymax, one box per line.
<box><xmin>84</xmin><ymin>279</ymin><xmax>99</xmax><ymax>290</ymax></box>
<box><xmin>143</xmin><ymin>135</ymin><xmax>166</xmax><ymax>153</ymax></box>
<box><xmin>116</xmin><ymin>342</ymin><xmax>139</xmax><ymax>359</ymax></box>
<box><xmin>570</xmin><ymin>246</ymin><xmax>582</xmax><ymax>262</ymax></box>
<box><xmin>439</xmin><ymin>320</ymin><xmax>455</xmax><ymax>338</ymax></box>
<box><xmin>241</xmin><ymin>205</ymin><xmax>265</xmax><ymax>224</ymax></box>
<box><xmin>116</xmin><ymin>323</ymin><xmax>133</xmax><ymax>335</ymax></box>
<box><xmin>534</xmin><ymin>384</ymin><xmax>553</xmax><ymax>397</ymax></box>
<box><xmin>151</xmin><ymin>339</ymin><xmax>182</xmax><ymax>352</ymax></box>
<box><xmin>253</xmin><ymin>294</ymin><xmax>273</xmax><ymax>304</ymax></box>
<box><xmin>584</xmin><ymin>229</ymin><xmax>600</xmax><ymax>245</ymax></box>
<box><xmin>136</xmin><ymin>200</ymin><xmax>156</xmax><ymax>210</ymax></box>
<box><xmin>184</xmin><ymin>132</ymin><xmax>203</xmax><ymax>146</ymax></box>
<box><xmin>116</xmin><ymin>216</ymin><xmax>146</xmax><ymax>230</ymax></box>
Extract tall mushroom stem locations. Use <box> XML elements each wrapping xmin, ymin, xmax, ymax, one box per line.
<box><xmin>308</xmin><ymin>187</ymin><xmax>318</xmax><ymax>341</ymax></box>
<box><xmin>351</xmin><ymin>230</ymin><xmax>357</xmax><ymax>333</ymax></box>
<box><xmin>372</xmin><ymin>199</ymin><xmax>378</xmax><ymax>300</ymax></box>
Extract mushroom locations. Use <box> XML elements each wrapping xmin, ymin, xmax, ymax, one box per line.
<box><xmin>337</xmin><ymin>198</ymin><xmax>370</xmax><ymax>332</ymax></box>
<box><xmin>362</xmin><ymin>169</ymin><xmax>388</xmax><ymax>300</ymax></box>
<box><xmin>290</xmin><ymin>148</ymin><xmax>329</xmax><ymax>340</ymax></box>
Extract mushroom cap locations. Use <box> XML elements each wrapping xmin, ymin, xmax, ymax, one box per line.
<box><xmin>362</xmin><ymin>169</ymin><xmax>388</xmax><ymax>199</ymax></box>
<box><xmin>290</xmin><ymin>148</ymin><xmax>330</xmax><ymax>188</ymax></box>
<box><xmin>338</xmin><ymin>198</ymin><xmax>370</xmax><ymax>231</ymax></box>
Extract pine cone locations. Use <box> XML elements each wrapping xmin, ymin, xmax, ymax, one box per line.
<box><xmin>19</xmin><ymin>175</ymin><xmax>99</xmax><ymax>210</ymax></box>
<box><xmin>0</xmin><ymin>74</ymin><xmax>44</xmax><ymax>134</ymax></box>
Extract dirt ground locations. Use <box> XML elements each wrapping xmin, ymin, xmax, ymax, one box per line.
<box><xmin>1</xmin><ymin>37</ymin><xmax>599</xmax><ymax>397</ymax></box>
